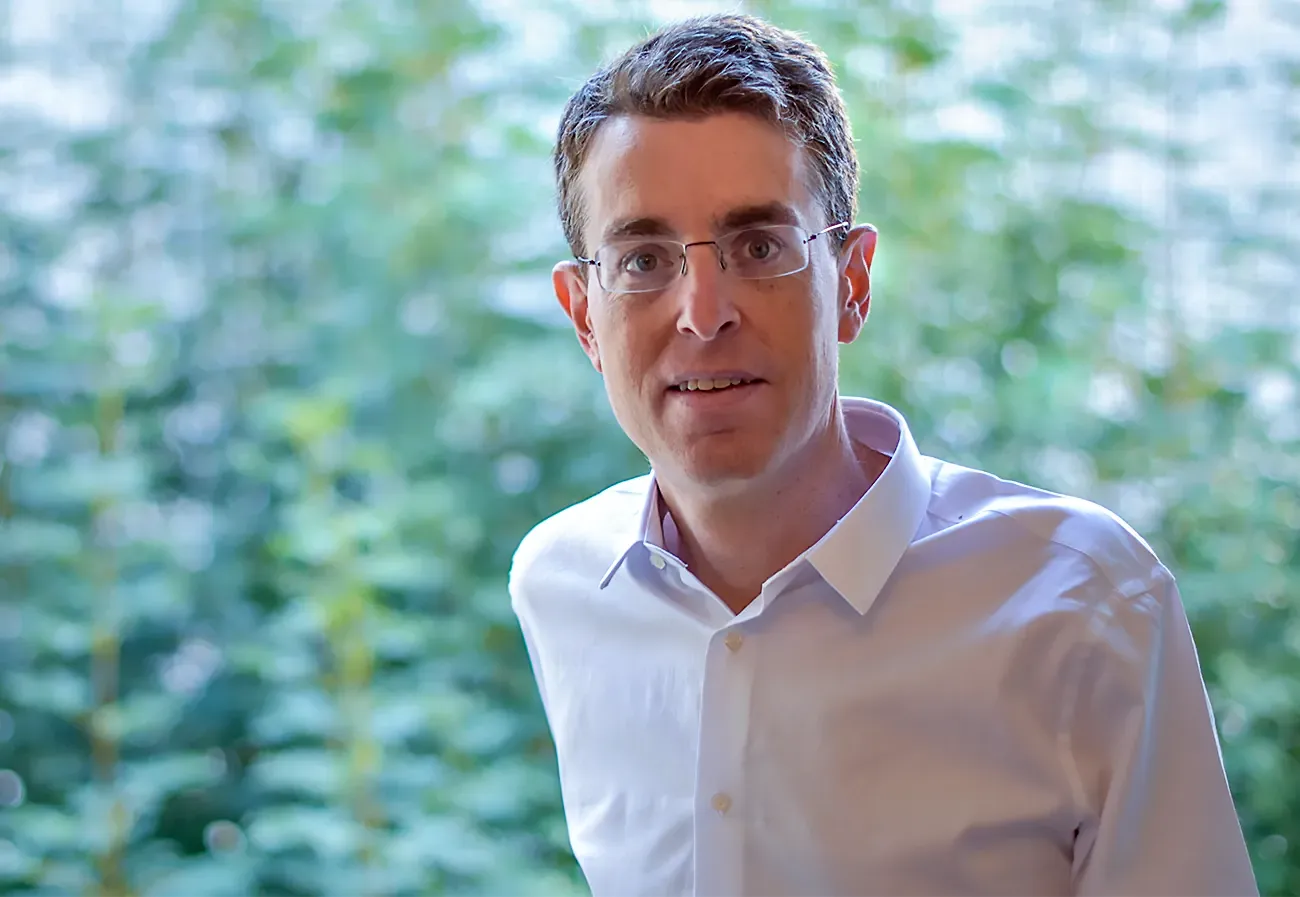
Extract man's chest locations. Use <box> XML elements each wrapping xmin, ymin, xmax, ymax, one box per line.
<box><xmin>541</xmin><ymin>596</ymin><xmax>1083</xmax><ymax>896</ymax></box>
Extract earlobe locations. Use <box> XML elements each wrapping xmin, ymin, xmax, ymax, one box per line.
<box><xmin>553</xmin><ymin>261</ymin><xmax>602</xmax><ymax>372</ymax></box>
<box><xmin>838</xmin><ymin>301</ymin><xmax>865</xmax><ymax>344</ymax></box>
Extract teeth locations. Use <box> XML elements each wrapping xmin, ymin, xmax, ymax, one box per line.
<box><xmin>678</xmin><ymin>378</ymin><xmax>749</xmax><ymax>391</ymax></box>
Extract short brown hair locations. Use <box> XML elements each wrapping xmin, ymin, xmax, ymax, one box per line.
<box><xmin>554</xmin><ymin>14</ymin><xmax>858</xmax><ymax>258</ymax></box>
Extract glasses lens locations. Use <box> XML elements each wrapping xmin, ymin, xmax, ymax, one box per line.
<box><xmin>596</xmin><ymin>240</ymin><xmax>680</xmax><ymax>293</ymax></box>
<box><xmin>721</xmin><ymin>225</ymin><xmax>807</xmax><ymax>280</ymax></box>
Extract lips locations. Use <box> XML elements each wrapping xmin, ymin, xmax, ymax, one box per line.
<box><xmin>672</xmin><ymin>376</ymin><xmax>759</xmax><ymax>392</ymax></box>
<box><xmin>667</xmin><ymin>371</ymin><xmax>764</xmax><ymax>392</ymax></box>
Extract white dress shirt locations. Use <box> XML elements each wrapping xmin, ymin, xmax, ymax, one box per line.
<box><xmin>510</xmin><ymin>397</ymin><xmax>1257</xmax><ymax>896</ymax></box>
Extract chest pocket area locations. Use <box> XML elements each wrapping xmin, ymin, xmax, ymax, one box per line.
<box><xmin>549</xmin><ymin>651</ymin><xmax>703</xmax><ymax>827</ymax></box>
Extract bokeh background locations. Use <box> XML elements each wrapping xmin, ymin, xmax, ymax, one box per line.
<box><xmin>1</xmin><ymin>0</ymin><xmax>1297</xmax><ymax>894</ymax></box>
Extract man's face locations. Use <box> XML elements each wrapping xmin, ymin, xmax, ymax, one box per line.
<box><xmin>553</xmin><ymin>112</ymin><xmax>875</xmax><ymax>490</ymax></box>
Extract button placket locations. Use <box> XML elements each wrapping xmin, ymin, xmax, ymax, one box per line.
<box><xmin>693</xmin><ymin>627</ymin><xmax>755</xmax><ymax>896</ymax></box>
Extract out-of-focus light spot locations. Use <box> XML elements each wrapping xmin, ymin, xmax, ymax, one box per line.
<box><xmin>165</xmin><ymin>401</ymin><xmax>224</xmax><ymax>447</ymax></box>
<box><xmin>1087</xmin><ymin>370</ymin><xmax>1139</xmax><ymax>422</ymax></box>
<box><xmin>942</xmin><ymin>358</ymin><xmax>984</xmax><ymax>396</ymax></box>
<box><xmin>1000</xmin><ymin>340</ymin><xmax>1038</xmax><ymax>378</ymax></box>
<box><xmin>1115</xmin><ymin>482</ymin><xmax>1165</xmax><ymax>533</ymax></box>
<box><xmin>1274</xmin><ymin>487</ymin><xmax>1300</xmax><ymax>529</ymax></box>
<box><xmin>0</xmin><ymin>66</ymin><xmax>120</xmax><ymax>133</ymax></box>
<box><xmin>207</xmin><ymin>748</ymin><xmax>228</xmax><ymax>778</ymax></box>
<box><xmin>495</xmin><ymin>453</ymin><xmax>540</xmax><ymax>495</ymax></box>
<box><xmin>115</xmin><ymin>501</ymin><xmax>166</xmax><ymax>544</ymax></box>
<box><xmin>954</xmin><ymin>292</ymin><xmax>991</xmax><ymax>324</ymax></box>
<box><xmin>932</xmin><ymin>101</ymin><xmax>1006</xmax><ymax>145</ymax></box>
<box><xmin>204</xmin><ymin>820</ymin><xmax>247</xmax><ymax>855</ymax></box>
<box><xmin>112</xmin><ymin>330</ymin><xmax>155</xmax><ymax>368</ymax></box>
<box><xmin>1261</xmin><ymin>541</ymin><xmax>1285</xmax><ymax>566</ymax></box>
<box><xmin>1137</xmin><ymin>327</ymin><xmax>1175</xmax><ymax>377</ymax></box>
<box><xmin>0</xmin><ymin>839</ymin><xmax>22</xmax><ymax>877</ymax></box>
<box><xmin>161</xmin><ymin>638</ymin><xmax>222</xmax><ymax>695</ymax></box>
<box><xmin>168</xmin><ymin>499</ymin><xmax>216</xmax><ymax>572</ymax></box>
<box><xmin>1261</xmin><ymin>834</ymin><xmax>1288</xmax><ymax>860</ymax></box>
<box><xmin>938</xmin><ymin>409</ymin><xmax>987</xmax><ymax>448</ymax></box>
<box><xmin>491</xmin><ymin>274</ymin><xmax>554</xmax><ymax>320</ymax></box>
<box><xmin>1249</xmin><ymin>370</ymin><xmax>1296</xmax><ymax>417</ymax></box>
<box><xmin>0</xmin><ymin>770</ymin><xmax>26</xmax><ymax>807</ymax></box>
<box><xmin>400</xmin><ymin>292</ymin><xmax>443</xmax><ymax>336</ymax></box>
<box><xmin>1034</xmin><ymin>446</ymin><xmax>1097</xmax><ymax>496</ymax></box>
<box><xmin>1220</xmin><ymin>703</ymin><xmax>1248</xmax><ymax>740</ymax></box>
<box><xmin>1058</xmin><ymin>266</ymin><xmax>1097</xmax><ymax>304</ymax></box>
<box><xmin>1048</xmin><ymin>65</ymin><xmax>1089</xmax><ymax>105</ymax></box>
<box><xmin>4</xmin><ymin>411</ymin><xmax>57</xmax><ymax>466</ymax></box>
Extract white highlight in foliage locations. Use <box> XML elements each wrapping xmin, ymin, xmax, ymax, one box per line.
<box><xmin>0</xmin><ymin>770</ymin><xmax>25</xmax><ymax>808</ymax></box>
<box><xmin>1087</xmin><ymin>370</ymin><xmax>1140</xmax><ymax>422</ymax></box>
<box><xmin>204</xmin><ymin>820</ymin><xmax>247</xmax><ymax>855</ymax></box>
<box><xmin>168</xmin><ymin>498</ymin><xmax>216</xmax><ymax>571</ymax></box>
<box><xmin>495</xmin><ymin>453</ymin><xmax>540</xmax><ymax>496</ymax></box>
<box><xmin>1033</xmin><ymin>446</ymin><xmax>1097</xmax><ymax>496</ymax></box>
<box><xmin>1249</xmin><ymin>370</ymin><xmax>1296</xmax><ymax>417</ymax></box>
<box><xmin>4</xmin><ymin>411</ymin><xmax>58</xmax><ymax>466</ymax></box>
<box><xmin>165</xmin><ymin>400</ymin><xmax>225</xmax><ymax>447</ymax></box>
<box><xmin>1000</xmin><ymin>340</ymin><xmax>1038</xmax><ymax>378</ymax></box>
<box><xmin>1250</xmin><ymin>370</ymin><xmax>1299</xmax><ymax>443</ymax></box>
<box><xmin>161</xmin><ymin>638</ymin><xmax>222</xmax><ymax>695</ymax></box>
<box><xmin>400</xmin><ymin>292</ymin><xmax>444</xmax><ymax>336</ymax></box>
<box><xmin>112</xmin><ymin>330</ymin><xmax>155</xmax><ymax>369</ymax></box>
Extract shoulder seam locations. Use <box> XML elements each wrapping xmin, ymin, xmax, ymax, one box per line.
<box><xmin>928</xmin><ymin>500</ymin><xmax>1164</xmax><ymax>600</ymax></box>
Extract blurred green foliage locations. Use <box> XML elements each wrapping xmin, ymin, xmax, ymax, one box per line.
<box><xmin>0</xmin><ymin>0</ymin><xmax>1296</xmax><ymax>894</ymax></box>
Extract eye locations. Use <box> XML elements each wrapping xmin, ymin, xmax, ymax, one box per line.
<box><xmin>625</xmin><ymin>252</ymin><xmax>660</xmax><ymax>273</ymax></box>
<box><xmin>737</xmin><ymin>230</ymin><xmax>785</xmax><ymax>261</ymax></box>
<box><xmin>618</xmin><ymin>244</ymin><xmax>673</xmax><ymax>274</ymax></box>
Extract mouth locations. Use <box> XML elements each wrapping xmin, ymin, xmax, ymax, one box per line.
<box><xmin>669</xmin><ymin>376</ymin><xmax>763</xmax><ymax>393</ymax></box>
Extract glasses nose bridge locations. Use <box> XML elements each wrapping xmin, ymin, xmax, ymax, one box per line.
<box><xmin>677</xmin><ymin>238</ymin><xmax>727</xmax><ymax>277</ymax></box>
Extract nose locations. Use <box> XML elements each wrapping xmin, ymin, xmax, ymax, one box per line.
<box><xmin>674</xmin><ymin>242</ymin><xmax>739</xmax><ymax>341</ymax></box>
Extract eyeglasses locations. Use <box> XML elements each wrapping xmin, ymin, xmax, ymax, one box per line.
<box><xmin>577</xmin><ymin>222</ymin><xmax>849</xmax><ymax>295</ymax></box>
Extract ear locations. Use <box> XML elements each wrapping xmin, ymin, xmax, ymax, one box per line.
<box><xmin>554</xmin><ymin>260</ymin><xmax>602</xmax><ymax>373</ymax></box>
<box><xmin>837</xmin><ymin>224</ymin><xmax>877</xmax><ymax>344</ymax></box>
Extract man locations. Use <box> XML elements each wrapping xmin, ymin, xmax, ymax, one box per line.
<box><xmin>509</xmin><ymin>13</ymin><xmax>1257</xmax><ymax>897</ymax></box>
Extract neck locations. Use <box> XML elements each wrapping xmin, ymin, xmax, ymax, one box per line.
<box><xmin>656</xmin><ymin>404</ymin><xmax>888</xmax><ymax>615</ymax></box>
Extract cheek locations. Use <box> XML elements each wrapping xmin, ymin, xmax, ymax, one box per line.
<box><xmin>762</xmin><ymin>282</ymin><xmax>835</xmax><ymax>354</ymax></box>
<box><xmin>592</xmin><ymin>305</ymin><xmax>655</xmax><ymax>390</ymax></box>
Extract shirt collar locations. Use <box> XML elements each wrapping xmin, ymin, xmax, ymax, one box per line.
<box><xmin>805</xmin><ymin>397</ymin><xmax>932</xmax><ymax>614</ymax></box>
<box><xmin>599</xmin><ymin>397</ymin><xmax>932</xmax><ymax>613</ymax></box>
<box><xmin>598</xmin><ymin>477</ymin><xmax>662</xmax><ymax>588</ymax></box>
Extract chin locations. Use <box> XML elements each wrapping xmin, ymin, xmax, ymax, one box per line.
<box><xmin>671</xmin><ymin>445</ymin><xmax>775</xmax><ymax>488</ymax></box>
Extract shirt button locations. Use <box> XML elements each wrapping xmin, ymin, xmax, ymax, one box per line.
<box><xmin>649</xmin><ymin>554</ymin><xmax>666</xmax><ymax>570</ymax></box>
<box><xmin>724</xmin><ymin>632</ymin><xmax>744</xmax><ymax>652</ymax></box>
<box><xmin>711</xmin><ymin>792</ymin><xmax>733</xmax><ymax>815</ymax></box>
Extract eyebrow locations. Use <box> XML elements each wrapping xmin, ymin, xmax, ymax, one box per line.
<box><xmin>601</xmin><ymin>216</ymin><xmax>676</xmax><ymax>242</ymax></box>
<box><xmin>715</xmin><ymin>202</ymin><xmax>802</xmax><ymax>231</ymax></box>
<box><xmin>599</xmin><ymin>202</ymin><xmax>803</xmax><ymax>244</ymax></box>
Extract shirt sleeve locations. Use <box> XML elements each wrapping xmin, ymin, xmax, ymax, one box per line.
<box><xmin>1066</xmin><ymin>570</ymin><xmax>1258</xmax><ymax>896</ymax></box>
<box><xmin>509</xmin><ymin>551</ymin><xmax>553</xmax><ymax>722</ymax></box>
<box><xmin>514</xmin><ymin>604</ymin><xmax>551</xmax><ymax>718</ymax></box>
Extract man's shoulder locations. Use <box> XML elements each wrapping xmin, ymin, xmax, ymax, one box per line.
<box><xmin>509</xmin><ymin>473</ymin><xmax>651</xmax><ymax>599</ymax></box>
<box><xmin>929</xmin><ymin>458</ymin><xmax>1167</xmax><ymax>596</ymax></box>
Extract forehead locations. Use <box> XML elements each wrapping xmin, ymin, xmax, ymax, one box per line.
<box><xmin>579</xmin><ymin>112</ymin><xmax>822</xmax><ymax>245</ymax></box>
